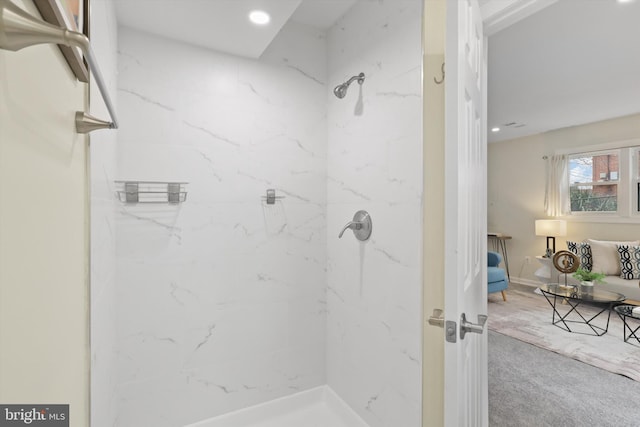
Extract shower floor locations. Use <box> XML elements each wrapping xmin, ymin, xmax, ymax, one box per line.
<box><xmin>185</xmin><ymin>386</ymin><xmax>370</xmax><ymax>427</ymax></box>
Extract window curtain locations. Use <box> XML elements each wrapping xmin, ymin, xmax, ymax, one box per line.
<box><xmin>544</xmin><ymin>154</ymin><xmax>569</xmax><ymax>216</ymax></box>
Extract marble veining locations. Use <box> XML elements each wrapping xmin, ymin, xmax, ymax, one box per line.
<box><xmin>183</xmin><ymin>121</ymin><xmax>242</xmax><ymax>147</ymax></box>
<box><xmin>328</xmin><ymin>176</ymin><xmax>372</xmax><ymax>201</ymax></box>
<box><xmin>119</xmin><ymin>88</ymin><xmax>175</xmax><ymax>111</ymax></box>
<box><xmin>193</xmin><ymin>324</ymin><xmax>217</xmax><ymax>352</ymax></box>
<box><xmin>284</xmin><ymin>63</ymin><xmax>325</xmax><ymax>86</ymax></box>
<box><xmin>373</xmin><ymin>247</ymin><xmax>406</xmax><ymax>266</ymax></box>
<box><xmin>169</xmin><ymin>281</ymin><xmax>198</xmax><ymax>306</ymax></box>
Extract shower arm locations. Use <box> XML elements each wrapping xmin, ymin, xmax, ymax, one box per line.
<box><xmin>344</xmin><ymin>73</ymin><xmax>365</xmax><ymax>87</ymax></box>
<box><xmin>0</xmin><ymin>0</ymin><xmax>118</xmax><ymax>133</ymax></box>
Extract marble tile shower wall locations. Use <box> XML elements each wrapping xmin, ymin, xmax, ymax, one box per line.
<box><xmin>115</xmin><ymin>24</ymin><xmax>328</xmax><ymax>426</ymax></box>
<box><xmin>90</xmin><ymin>1</ymin><xmax>118</xmax><ymax>426</ymax></box>
<box><xmin>326</xmin><ymin>2</ymin><xmax>423</xmax><ymax>427</ymax></box>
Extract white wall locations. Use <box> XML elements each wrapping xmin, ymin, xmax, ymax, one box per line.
<box><xmin>326</xmin><ymin>2</ymin><xmax>423</xmax><ymax>427</ymax></box>
<box><xmin>114</xmin><ymin>23</ymin><xmax>327</xmax><ymax>426</ymax></box>
<box><xmin>488</xmin><ymin>113</ymin><xmax>640</xmax><ymax>285</ymax></box>
<box><xmin>89</xmin><ymin>0</ymin><xmax>119</xmax><ymax>426</ymax></box>
<box><xmin>0</xmin><ymin>1</ymin><xmax>89</xmax><ymax>425</ymax></box>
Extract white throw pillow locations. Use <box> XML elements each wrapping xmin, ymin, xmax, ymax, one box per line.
<box><xmin>587</xmin><ymin>239</ymin><xmax>640</xmax><ymax>276</ymax></box>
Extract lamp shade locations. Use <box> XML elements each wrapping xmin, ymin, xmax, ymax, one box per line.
<box><xmin>535</xmin><ymin>219</ymin><xmax>567</xmax><ymax>237</ymax></box>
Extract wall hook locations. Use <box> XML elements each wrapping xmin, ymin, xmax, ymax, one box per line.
<box><xmin>434</xmin><ymin>62</ymin><xmax>445</xmax><ymax>85</ymax></box>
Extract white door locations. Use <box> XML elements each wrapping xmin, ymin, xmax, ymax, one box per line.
<box><xmin>443</xmin><ymin>0</ymin><xmax>488</xmax><ymax>425</ymax></box>
<box><xmin>423</xmin><ymin>1</ymin><xmax>556</xmax><ymax>425</ymax></box>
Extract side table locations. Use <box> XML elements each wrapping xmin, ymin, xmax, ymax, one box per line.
<box><xmin>614</xmin><ymin>305</ymin><xmax>640</xmax><ymax>344</ymax></box>
<box><xmin>534</xmin><ymin>256</ymin><xmax>560</xmax><ymax>284</ymax></box>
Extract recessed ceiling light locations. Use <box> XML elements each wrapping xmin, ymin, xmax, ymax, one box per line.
<box><xmin>249</xmin><ymin>10</ymin><xmax>270</xmax><ymax>25</ymax></box>
<box><xmin>618</xmin><ymin>0</ymin><xmax>635</xmax><ymax>3</ymax></box>
<box><xmin>491</xmin><ymin>127</ymin><xmax>500</xmax><ymax>132</ymax></box>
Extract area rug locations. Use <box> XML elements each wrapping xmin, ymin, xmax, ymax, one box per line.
<box><xmin>488</xmin><ymin>287</ymin><xmax>640</xmax><ymax>382</ymax></box>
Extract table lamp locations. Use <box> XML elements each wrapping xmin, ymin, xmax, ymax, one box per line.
<box><xmin>535</xmin><ymin>219</ymin><xmax>567</xmax><ymax>257</ymax></box>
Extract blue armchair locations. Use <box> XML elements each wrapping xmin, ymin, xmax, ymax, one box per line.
<box><xmin>488</xmin><ymin>251</ymin><xmax>508</xmax><ymax>301</ymax></box>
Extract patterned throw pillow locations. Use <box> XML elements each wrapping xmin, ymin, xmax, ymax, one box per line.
<box><xmin>588</xmin><ymin>239</ymin><xmax>640</xmax><ymax>276</ymax></box>
<box><xmin>617</xmin><ymin>245</ymin><xmax>640</xmax><ymax>279</ymax></box>
<box><xmin>566</xmin><ymin>241</ymin><xmax>592</xmax><ymax>272</ymax></box>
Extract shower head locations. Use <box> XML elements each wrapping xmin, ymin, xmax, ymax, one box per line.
<box><xmin>333</xmin><ymin>84</ymin><xmax>349</xmax><ymax>99</ymax></box>
<box><xmin>333</xmin><ymin>72</ymin><xmax>365</xmax><ymax>99</ymax></box>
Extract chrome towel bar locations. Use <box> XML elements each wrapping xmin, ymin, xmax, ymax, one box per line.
<box><xmin>0</xmin><ymin>0</ymin><xmax>118</xmax><ymax>133</ymax></box>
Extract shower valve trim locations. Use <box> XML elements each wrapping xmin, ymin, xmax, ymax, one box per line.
<box><xmin>338</xmin><ymin>210</ymin><xmax>372</xmax><ymax>241</ymax></box>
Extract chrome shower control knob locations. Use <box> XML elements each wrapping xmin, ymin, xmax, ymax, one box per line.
<box><xmin>338</xmin><ymin>210</ymin><xmax>372</xmax><ymax>241</ymax></box>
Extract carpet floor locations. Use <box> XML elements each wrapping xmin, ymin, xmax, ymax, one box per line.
<box><xmin>488</xmin><ymin>286</ymin><xmax>640</xmax><ymax>382</ymax></box>
<box><xmin>489</xmin><ymin>330</ymin><xmax>640</xmax><ymax>427</ymax></box>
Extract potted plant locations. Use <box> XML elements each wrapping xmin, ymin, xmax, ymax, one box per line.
<box><xmin>572</xmin><ymin>268</ymin><xmax>606</xmax><ymax>286</ymax></box>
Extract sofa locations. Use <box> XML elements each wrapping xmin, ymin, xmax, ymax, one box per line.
<box><xmin>566</xmin><ymin>239</ymin><xmax>640</xmax><ymax>301</ymax></box>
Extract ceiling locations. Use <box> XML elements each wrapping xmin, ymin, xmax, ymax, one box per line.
<box><xmin>114</xmin><ymin>0</ymin><xmax>640</xmax><ymax>144</ymax></box>
<box><xmin>488</xmin><ymin>0</ymin><xmax>640</xmax><ymax>142</ymax></box>
<box><xmin>114</xmin><ymin>0</ymin><xmax>356</xmax><ymax>58</ymax></box>
<box><xmin>290</xmin><ymin>0</ymin><xmax>357</xmax><ymax>29</ymax></box>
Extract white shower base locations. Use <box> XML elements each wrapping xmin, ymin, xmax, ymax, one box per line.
<box><xmin>185</xmin><ymin>386</ymin><xmax>370</xmax><ymax>427</ymax></box>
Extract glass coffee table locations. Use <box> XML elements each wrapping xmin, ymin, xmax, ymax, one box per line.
<box><xmin>539</xmin><ymin>284</ymin><xmax>625</xmax><ymax>336</ymax></box>
<box><xmin>613</xmin><ymin>305</ymin><xmax>640</xmax><ymax>344</ymax></box>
